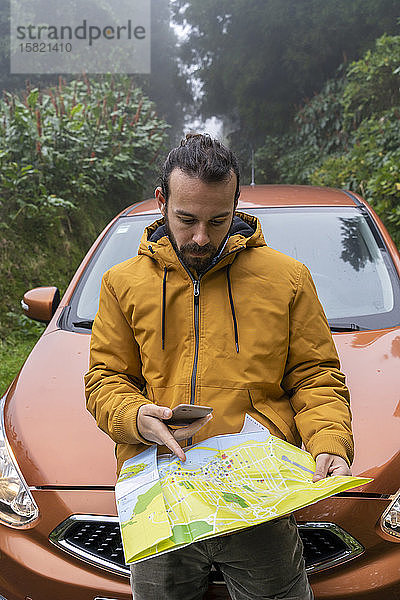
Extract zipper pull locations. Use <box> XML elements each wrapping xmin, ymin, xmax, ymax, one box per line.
<box><xmin>193</xmin><ymin>280</ymin><xmax>200</xmax><ymax>297</ymax></box>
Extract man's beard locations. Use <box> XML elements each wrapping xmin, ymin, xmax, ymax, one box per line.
<box><xmin>165</xmin><ymin>212</ymin><xmax>231</xmax><ymax>275</ymax></box>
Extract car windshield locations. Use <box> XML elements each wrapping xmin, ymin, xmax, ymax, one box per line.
<box><xmin>71</xmin><ymin>206</ymin><xmax>399</xmax><ymax>330</ymax></box>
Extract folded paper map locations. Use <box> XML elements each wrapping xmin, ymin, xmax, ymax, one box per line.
<box><xmin>115</xmin><ymin>415</ymin><xmax>372</xmax><ymax>564</ymax></box>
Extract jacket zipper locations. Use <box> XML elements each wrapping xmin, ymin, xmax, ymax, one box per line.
<box><xmin>190</xmin><ymin>279</ymin><xmax>200</xmax><ymax>406</ymax></box>
<box><xmin>176</xmin><ymin>246</ymin><xmax>245</xmax><ymax>445</ymax></box>
<box><xmin>187</xmin><ymin>277</ymin><xmax>200</xmax><ymax>447</ymax></box>
<box><xmin>182</xmin><ymin>247</ymin><xmax>246</xmax><ymax>404</ymax></box>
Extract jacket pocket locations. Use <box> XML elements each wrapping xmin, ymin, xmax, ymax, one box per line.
<box><xmin>146</xmin><ymin>384</ymin><xmax>190</xmax><ymax>408</ymax></box>
<box><xmin>248</xmin><ymin>389</ymin><xmax>301</xmax><ymax>446</ymax></box>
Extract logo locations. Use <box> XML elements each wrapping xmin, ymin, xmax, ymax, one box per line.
<box><xmin>11</xmin><ymin>0</ymin><xmax>151</xmax><ymax>74</ymax></box>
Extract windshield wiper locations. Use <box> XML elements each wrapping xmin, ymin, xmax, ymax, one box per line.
<box><xmin>73</xmin><ymin>320</ymin><xmax>94</xmax><ymax>329</ymax></box>
<box><xmin>328</xmin><ymin>322</ymin><xmax>368</xmax><ymax>332</ymax></box>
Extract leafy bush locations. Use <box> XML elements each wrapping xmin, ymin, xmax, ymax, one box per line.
<box><xmin>294</xmin><ymin>77</ymin><xmax>349</xmax><ymax>157</ymax></box>
<box><xmin>255</xmin><ymin>34</ymin><xmax>400</xmax><ymax>246</ymax></box>
<box><xmin>0</xmin><ymin>75</ymin><xmax>169</xmax><ymax>228</ymax></box>
<box><xmin>342</xmin><ymin>34</ymin><xmax>400</xmax><ymax>128</ymax></box>
<box><xmin>0</xmin><ymin>76</ymin><xmax>169</xmax><ymax>338</ymax></box>
<box><xmin>311</xmin><ymin>108</ymin><xmax>400</xmax><ymax>245</ymax></box>
<box><xmin>255</xmin><ymin>77</ymin><xmax>348</xmax><ymax>185</ymax></box>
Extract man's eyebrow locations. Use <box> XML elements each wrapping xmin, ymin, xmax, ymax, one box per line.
<box><xmin>175</xmin><ymin>210</ymin><xmax>231</xmax><ymax>218</ymax></box>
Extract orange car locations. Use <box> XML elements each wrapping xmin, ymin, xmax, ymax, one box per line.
<box><xmin>1</xmin><ymin>185</ymin><xmax>400</xmax><ymax>600</ymax></box>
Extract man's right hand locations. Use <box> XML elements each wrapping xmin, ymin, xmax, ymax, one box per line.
<box><xmin>137</xmin><ymin>404</ymin><xmax>212</xmax><ymax>462</ymax></box>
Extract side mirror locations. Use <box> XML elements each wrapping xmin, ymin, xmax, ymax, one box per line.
<box><xmin>21</xmin><ymin>286</ymin><xmax>61</xmax><ymax>323</ymax></box>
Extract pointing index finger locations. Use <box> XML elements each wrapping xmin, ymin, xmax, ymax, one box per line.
<box><xmin>155</xmin><ymin>422</ymin><xmax>187</xmax><ymax>461</ymax></box>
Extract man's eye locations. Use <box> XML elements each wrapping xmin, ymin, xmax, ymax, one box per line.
<box><xmin>211</xmin><ymin>220</ymin><xmax>226</xmax><ymax>226</ymax></box>
<box><xmin>180</xmin><ymin>218</ymin><xmax>195</xmax><ymax>225</ymax></box>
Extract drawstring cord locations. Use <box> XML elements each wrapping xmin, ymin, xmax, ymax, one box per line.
<box><xmin>162</xmin><ymin>267</ymin><xmax>167</xmax><ymax>350</ymax></box>
<box><xmin>226</xmin><ymin>263</ymin><xmax>240</xmax><ymax>353</ymax></box>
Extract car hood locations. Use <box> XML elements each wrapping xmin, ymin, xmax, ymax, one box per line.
<box><xmin>4</xmin><ymin>330</ymin><xmax>116</xmax><ymax>488</ymax></box>
<box><xmin>4</xmin><ymin>328</ymin><xmax>400</xmax><ymax>493</ymax></box>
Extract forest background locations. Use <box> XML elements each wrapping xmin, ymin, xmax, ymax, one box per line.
<box><xmin>0</xmin><ymin>0</ymin><xmax>399</xmax><ymax>391</ymax></box>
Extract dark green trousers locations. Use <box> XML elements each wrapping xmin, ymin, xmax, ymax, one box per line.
<box><xmin>130</xmin><ymin>515</ymin><xmax>314</xmax><ymax>600</ymax></box>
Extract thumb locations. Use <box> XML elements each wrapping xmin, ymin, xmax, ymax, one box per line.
<box><xmin>140</xmin><ymin>404</ymin><xmax>172</xmax><ymax>420</ymax></box>
<box><xmin>313</xmin><ymin>454</ymin><xmax>330</xmax><ymax>482</ymax></box>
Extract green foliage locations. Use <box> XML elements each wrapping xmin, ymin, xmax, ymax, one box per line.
<box><xmin>311</xmin><ymin>34</ymin><xmax>400</xmax><ymax>246</ymax></box>
<box><xmin>0</xmin><ymin>75</ymin><xmax>168</xmax><ymax>227</ymax></box>
<box><xmin>0</xmin><ymin>76</ymin><xmax>169</xmax><ymax>339</ymax></box>
<box><xmin>173</xmin><ymin>0</ymin><xmax>400</xmax><ymax>146</ymax></box>
<box><xmin>342</xmin><ymin>34</ymin><xmax>400</xmax><ymax>128</ymax></box>
<box><xmin>294</xmin><ymin>78</ymin><xmax>349</xmax><ymax>157</ymax></box>
<box><xmin>255</xmin><ymin>77</ymin><xmax>349</xmax><ymax>184</ymax></box>
<box><xmin>255</xmin><ymin>34</ymin><xmax>400</xmax><ymax>246</ymax></box>
<box><xmin>5</xmin><ymin>312</ymin><xmax>46</xmax><ymax>338</ymax></box>
<box><xmin>310</xmin><ymin>108</ymin><xmax>400</xmax><ymax>245</ymax></box>
<box><xmin>0</xmin><ymin>0</ymin><xmax>186</xmax><ymax>143</ymax></box>
<box><xmin>0</xmin><ymin>194</ymin><xmax>111</xmax><ymax>340</ymax></box>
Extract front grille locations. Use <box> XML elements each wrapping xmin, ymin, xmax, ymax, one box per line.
<box><xmin>60</xmin><ymin>519</ymin><xmax>123</xmax><ymax>570</ymax></box>
<box><xmin>301</xmin><ymin>524</ymin><xmax>349</xmax><ymax>566</ymax></box>
<box><xmin>49</xmin><ymin>516</ymin><xmax>364</xmax><ymax>579</ymax></box>
<box><xmin>49</xmin><ymin>515</ymin><xmax>129</xmax><ymax>577</ymax></box>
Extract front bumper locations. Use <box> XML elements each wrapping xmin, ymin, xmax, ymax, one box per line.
<box><xmin>0</xmin><ymin>490</ymin><xmax>399</xmax><ymax>600</ymax></box>
<box><xmin>0</xmin><ymin>489</ymin><xmax>131</xmax><ymax>600</ymax></box>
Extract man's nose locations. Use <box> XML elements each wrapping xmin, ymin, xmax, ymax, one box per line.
<box><xmin>192</xmin><ymin>224</ymin><xmax>210</xmax><ymax>246</ymax></box>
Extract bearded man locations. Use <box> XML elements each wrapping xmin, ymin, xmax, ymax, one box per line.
<box><xmin>85</xmin><ymin>133</ymin><xmax>353</xmax><ymax>600</ymax></box>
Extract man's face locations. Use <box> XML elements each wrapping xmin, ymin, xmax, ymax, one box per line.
<box><xmin>156</xmin><ymin>168</ymin><xmax>238</xmax><ymax>274</ymax></box>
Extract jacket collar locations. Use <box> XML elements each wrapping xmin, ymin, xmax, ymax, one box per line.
<box><xmin>138</xmin><ymin>211</ymin><xmax>266</xmax><ymax>272</ymax></box>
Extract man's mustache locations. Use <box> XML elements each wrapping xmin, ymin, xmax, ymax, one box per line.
<box><xmin>181</xmin><ymin>243</ymin><xmax>215</xmax><ymax>256</ymax></box>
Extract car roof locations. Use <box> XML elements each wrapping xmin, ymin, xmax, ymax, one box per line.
<box><xmin>124</xmin><ymin>185</ymin><xmax>358</xmax><ymax>216</ymax></box>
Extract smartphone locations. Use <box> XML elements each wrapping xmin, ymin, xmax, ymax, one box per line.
<box><xmin>164</xmin><ymin>404</ymin><xmax>213</xmax><ymax>425</ymax></box>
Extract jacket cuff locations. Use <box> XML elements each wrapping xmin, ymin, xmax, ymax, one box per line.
<box><xmin>307</xmin><ymin>434</ymin><xmax>354</xmax><ymax>466</ymax></box>
<box><xmin>113</xmin><ymin>400</ymin><xmax>154</xmax><ymax>445</ymax></box>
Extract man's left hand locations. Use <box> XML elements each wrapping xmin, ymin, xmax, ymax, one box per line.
<box><xmin>313</xmin><ymin>453</ymin><xmax>351</xmax><ymax>482</ymax></box>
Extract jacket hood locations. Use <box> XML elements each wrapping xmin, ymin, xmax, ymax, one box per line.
<box><xmin>137</xmin><ymin>211</ymin><xmax>266</xmax><ymax>270</ymax></box>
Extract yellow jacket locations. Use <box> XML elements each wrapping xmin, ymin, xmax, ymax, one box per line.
<box><xmin>84</xmin><ymin>212</ymin><xmax>353</xmax><ymax>477</ymax></box>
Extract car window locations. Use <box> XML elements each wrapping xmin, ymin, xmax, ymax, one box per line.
<box><xmin>252</xmin><ymin>207</ymin><xmax>395</xmax><ymax>323</ymax></box>
<box><xmin>75</xmin><ymin>215</ymin><xmax>156</xmax><ymax>321</ymax></box>
<box><xmin>69</xmin><ymin>206</ymin><xmax>399</xmax><ymax>331</ymax></box>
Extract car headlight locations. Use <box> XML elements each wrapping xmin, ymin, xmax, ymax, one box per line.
<box><xmin>0</xmin><ymin>395</ymin><xmax>39</xmax><ymax>526</ymax></box>
<box><xmin>381</xmin><ymin>488</ymin><xmax>400</xmax><ymax>540</ymax></box>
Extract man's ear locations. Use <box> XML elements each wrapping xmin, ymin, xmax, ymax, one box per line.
<box><xmin>155</xmin><ymin>186</ymin><xmax>166</xmax><ymax>216</ymax></box>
